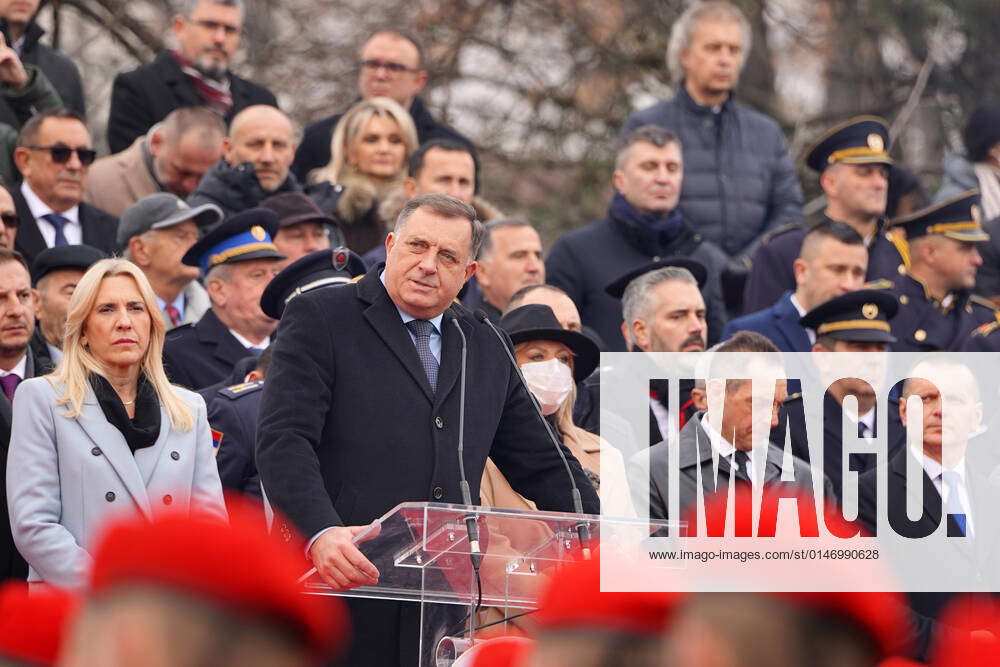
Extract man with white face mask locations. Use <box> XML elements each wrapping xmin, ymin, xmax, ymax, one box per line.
<box><xmin>481</xmin><ymin>304</ymin><xmax>634</xmax><ymax>517</ymax></box>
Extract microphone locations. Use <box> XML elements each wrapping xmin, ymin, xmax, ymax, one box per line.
<box><xmin>450</xmin><ymin>319</ymin><xmax>482</xmax><ymax>572</ymax></box>
<box><xmin>474</xmin><ymin>310</ymin><xmax>592</xmax><ymax>559</ymax></box>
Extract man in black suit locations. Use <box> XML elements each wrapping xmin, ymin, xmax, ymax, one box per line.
<box><xmin>106</xmin><ymin>0</ymin><xmax>277</xmax><ymax>154</ymax></box>
<box><xmin>11</xmin><ymin>110</ymin><xmax>118</xmax><ymax>265</ymax></box>
<box><xmin>0</xmin><ymin>248</ymin><xmax>50</xmax><ymax>581</ymax></box>
<box><xmin>163</xmin><ymin>208</ymin><xmax>284</xmax><ymax>390</ymax></box>
<box><xmin>292</xmin><ymin>29</ymin><xmax>472</xmax><ymax>181</ymax></box>
<box><xmin>256</xmin><ymin>194</ymin><xmax>599</xmax><ymax>666</ymax></box>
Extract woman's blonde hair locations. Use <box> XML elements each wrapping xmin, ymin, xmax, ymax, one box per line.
<box><xmin>310</xmin><ymin>96</ymin><xmax>419</xmax><ymax>185</ymax></box>
<box><xmin>48</xmin><ymin>258</ymin><xmax>193</xmax><ymax>431</ymax></box>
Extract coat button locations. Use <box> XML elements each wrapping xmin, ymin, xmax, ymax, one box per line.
<box><xmin>105</xmin><ymin>492</ymin><xmax>115</xmax><ymax>502</ymax></box>
<box><xmin>899</xmin><ymin>295</ymin><xmax>909</xmax><ymax>305</ymax></box>
<box><xmin>163</xmin><ymin>494</ymin><xmax>173</xmax><ymax>506</ymax></box>
<box><xmin>91</xmin><ymin>447</ymin><xmax>101</xmax><ymax>456</ymax></box>
<box><xmin>433</xmin><ymin>486</ymin><xmax>444</xmax><ymax>500</ymax></box>
<box><xmin>170</xmin><ymin>451</ymin><xmax>180</xmax><ymax>460</ymax></box>
<box><xmin>914</xmin><ymin>329</ymin><xmax>927</xmax><ymax>342</ymax></box>
<box><xmin>434</xmin><ymin>417</ymin><xmax>444</xmax><ymax>429</ymax></box>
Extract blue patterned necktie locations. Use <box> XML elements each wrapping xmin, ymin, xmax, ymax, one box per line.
<box><xmin>406</xmin><ymin>319</ymin><xmax>438</xmax><ymax>393</ymax></box>
<box><xmin>941</xmin><ymin>470</ymin><xmax>968</xmax><ymax>537</ymax></box>
<box><xmin>43</xmin><ymin>213</ymin><xmax>70</xmax><ymax>247</ymax></box>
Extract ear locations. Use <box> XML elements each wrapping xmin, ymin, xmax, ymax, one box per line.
<box><xmin>898</xmin><ymin>394</ymin><xmax>908</xmax><ymax>427</ymax></box>
<box><xmin>384</xmin><ymin>231</ymin><xmax>396</xmax><ymax>258</ymax></box>
<box><xmin>630</xmin><ymin>317</ymin><xmax>650</xmax><ymax>351</ymax></box>
<box><xmin>792</xmin><ymin>257</ymin><xmax>807</xmax><ymax>286</ymax></box>
<box><xmin>414</xmin><ymin>70</ymin><xmax>429</xmax><ymax>94</ymax></box>
<box><xmin>402</xmin><ymin>177</ymin><xmax>418</xmax><ymax>199</ymax></box>
<box><xmin>818</xmin><ymin>167</ymin><xmax>835</xmax><ymax>196</ymax></box>
<box><xmin>148</xmin><ymin>129</ymin><xmax>165</xmax><ymax>157</ymax></box>
<box><xmin>246</xmin><ymin>369</ymin><xmax>264</xmax><ymax>382</ymax></box>
<box><xmin>30</xmin><ymin>288</ymin><xmax>40</xmax><ymax>313</ymax></box>
<box><xmin>205</xmin><ymin>276</ymin><xmax>227</xmax><ymax>306</ymax></box>
<box><xmin>172</xmin><ymin>14</ymin><xmax>186</xmax><ymax>39</ymax></box>
<box><xmin>463</xmin><ymin>260</ymin><xmax>477</xmax><ymax>283</ymax></box>
<box><xmin>475</xmin><ymin>258</ymin><xmax>491</xmax><ymax>288</ymax></box>
<box><xmin>611</xmin><ymin>169</ymin><xmax>626</xmax><ymax>194</ymax></box>
<box><xmin>128</xmin><ymin>236</ymin><xmax>150</xmax><ymax>267</ymax></box>
<box><xmin>690</xmin><ymin>387</ymin><xmax>708</xmax><ymax>411</ymax></box>
<box><xmin>222</xmin><ymin>136</ymin><xmax>235</xmax><ymax>165</ymax></box>
<box><xmin>13</xmin><ymin>146</ymin><xmax>30</xmax><ymax>174</ymax></box>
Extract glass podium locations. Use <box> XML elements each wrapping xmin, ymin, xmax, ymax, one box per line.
<box><xmin>302</xmin><ymin>502</ymin><xmax>679</xmax><ymax>666</ymax></box>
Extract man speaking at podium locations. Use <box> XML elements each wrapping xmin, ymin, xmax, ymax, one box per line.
<box><xmin>256</xmin><ymin>193</ymin><xmax>598</xmax><ymax>666</ymax></box>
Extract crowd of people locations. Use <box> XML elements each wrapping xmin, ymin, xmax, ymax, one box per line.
<box><xmin>0</xmin><ymin>0</ymin><xmax>999</xmax><ymax>665</ymax></box>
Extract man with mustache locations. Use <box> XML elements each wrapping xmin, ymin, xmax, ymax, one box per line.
<box><xmin>11</xmin><ymin>110</ymin><xmax>118</xmax><ymax>265</ymax></box>
<box><xmin>0</xmin><ymin>247</ymin><xmax>47</xmax><ymax>581</ymax></box>
<box><xmin>546</xmin><ymin>124</ymin><xmax>728</xmax><ymax>352</ymax></box>
<box><xmin>106</xmin><ymin>0</ymin><xmax>277</xmax><ymax>154</ymax></box>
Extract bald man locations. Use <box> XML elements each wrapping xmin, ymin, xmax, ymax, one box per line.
<box><xmin>189</xmin><ymin>105</ymin><xmax>339</xmax><ymax>217</ymax></box>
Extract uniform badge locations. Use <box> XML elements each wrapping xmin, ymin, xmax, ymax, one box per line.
<box><xmin>250</xmin><ymin>225</ymin><xmax>266</xmax><ymax>241</ymax></box>
<box><xmin>862</xmin><ymin>303</ymin><xmax>878</xmax><ymax>319</ymax></box>
<box><xmin>867</xmin><ymin>133</ymin><xmax>884</xmax><ymax>152</ymax></box>
<box><xmin>333</xmin><ymin>246</ymin><xmax>349</xmax><ymax>271</ymax></box>
<box><xmin>972</xmin><ymin>204</ymin><xmax>982</xmax><ymax>224</ymax></box>
<box><xmin>211</xmin><ymin>428</ymin><xmax>224</xmax><ymax>456</ymax></box>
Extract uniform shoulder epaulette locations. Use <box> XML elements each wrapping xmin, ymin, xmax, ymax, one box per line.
<box><xmin>349</xmin><ymin>274</ymin><xmax>364</xmax><ymax>284</ymax></box>
<box><xmin>969</xmin><ymin>294</ymin><xmax>999</xmax><ymax>312</ymax></box>
<box><xmin>783</xmin><ymin>392</ymin><xmax>802</xmax><ymax>404</ymax></box>
<box><xmin>761</xmin><ymin>222</ymin><xmax>806</xmax><ymax>244</ymax></box>
<box><xmin>971</xmin><ymin>319</ymin><xmax>1000</xmax><ymax>338</ymax></box>
<box><xmin>218</xmin><ymin>380</ymin><xmax>264</xmax><ymax>399</ymax></box>
<box><xmin>862</xmin><ymin>279</ymin><xmax>894</xmax><ymax>290</ymax></box>
<box><xmin>164</xmin><ymin>322</ymin><xmax>194</xmax><ymax>340</ymax></box>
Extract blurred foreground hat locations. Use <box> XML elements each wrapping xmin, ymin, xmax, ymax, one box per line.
<box><xmin>605</xmin><ymin>256</ymin><xmax>708</xmax><ymax>299</ymax></box>
<box><xmin>0</xmin><ymin>582</ymin><xmax>78</xmax><ymax>665</ymax></box>
<box><xmin>260</xmin><ymin>247</ymin><xmax>366</xmax><ymax>319</ymax></box>
<box><xmin>89</xmin><ymin>505</ymin><xmax>348</xmax><ymax>660</ymax></box>
<box><xmin>30</xmin><ymin>244</ymin><xmax>105</xmax><ymax>286</ymax></box>
<box><xmin>260</xmin><ymin>191</ymin><xmax>337</xmax><ymax>229</ymax></box>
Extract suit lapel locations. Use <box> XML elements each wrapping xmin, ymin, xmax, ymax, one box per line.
<box><xmin>12</xmin><ymin>187</ymin><xmax>45</xmax><ymax>260</ymax></box>
<box><xmin>75</xmin><ymin>393</ymin><xmax>153</xmax><ymax>520</ymax></box>
<box><xmin>78</xmin><ymin>204</ymin><xmax>98</xmax><ymax>248</ymax></box>
<box><xmin>197</xmin><ymin>310</ymin><xmax>253</xmax><ymax>367</ymax></box>
<box><xmin>358</xmin><ymin>271</ymin><xmax>435</xmax><ymax>403</ymax></box>
<box><xmin>159</xmin><ymin>53</ymin><xmax>204</xmax><ymax>109</ymax></box>
<box><xmin>133</xmin><ymin>404</ymin><xmax>171</xmax><ymax>486</ymax></box>
<box><xmin>773</xmin><ymin>294</ymin><xmax>811</xmax><ymax>352</ymax></box>
<box><xmin>434</xmin><ymin>308</ymin><xmax>468</xmax><ymax>408</ymax></box>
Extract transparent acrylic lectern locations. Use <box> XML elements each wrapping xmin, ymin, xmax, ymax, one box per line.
<box><xmin>302</xmin><ymin>502</ymin><xmax>680</xmax><ymax>666</ymax></box>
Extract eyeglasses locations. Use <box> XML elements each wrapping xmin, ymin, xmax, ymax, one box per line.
<box><xmin>26</xmin><ymin>145</ymin><xmax>97</xmax><ymax>166</ymax></box>
<box><xmin>191</xmin><ymin>19</ymin><xmax>240</xmax><ymax>35</ymax></box>
<box><xmin>360</xmin><ymin>59</ymin><xmax>419</xmax><ymax>74</ymax></box>
<box><xmin>0</xmin><ymin>213</ymin><xmax>16</xmax><ymax>228</ymax></box>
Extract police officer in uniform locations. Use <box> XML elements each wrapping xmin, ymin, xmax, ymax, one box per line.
<box><xmin>162</xmin><ymin>209</ymin><xmax>286</xmax><ymax>390</ymax></box>
<box><xmin>886</xmin><ymin>190</ymin><xmax>995</xmax><ymax>352</ymax></box>
<box><xmin>744</xmin><ymin>116</ymin><xmax>906</xmax><ymax>313</ymax></box>
<box><xmin>774</xmin><ymin>289</ymin><xmax>905</xmax><ymax>503</ymax></box>
<box><xmin>208</xmin><ymin>248</ymin><xmax>365</xmax><ymax>498</ymax></box>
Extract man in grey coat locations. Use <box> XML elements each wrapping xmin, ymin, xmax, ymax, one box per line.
<box><xmin>629</xmin><ymin>331</ymin><xmax>831</xmax><ymax>522</ymax></box>
<box><xmin>621</xmin><ymin>1</ymin><xmax>802</xmax><ymax>260</ymax></box>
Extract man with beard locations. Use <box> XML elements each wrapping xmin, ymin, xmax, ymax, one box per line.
<box><xmin>546</xmin><ymin>125</ymin><xmax>728</xmax><ymax>351</ymax></box>
<box><xmin>106</xmin><ymin>0</ymin><xmax>277</xmax><ymax>154</ymax></box>
<box><xmin>744</xmin><ymin>117</ymin><xmax>905</xmax><ymax>313</ymax></box>
<box><xmin>11</xmin><ymin>110</ymin><xmax>118</xmax><ymax>264</ymax></box>
<box><xmin>0</xmin><ymin>248</ymin><xmax>48</xmax><ymax>581</ymax></box>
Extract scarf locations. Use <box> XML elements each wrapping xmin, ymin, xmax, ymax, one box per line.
<box><xmin>170</xmin><ymin>50</ymin><xmax>233</xmax><ymax>117</ymax></box>
<box><xmin>89</xmin><ymin>373</ymin><xmax>161</xmax><ymax>454</ymax></box>
<box><xmin>608</xmin><ymin>192</ymin><xmax>685</xmax><ymax>254</ymax></box>
<box><xmin>974</xmin><ymin>162</ymin><xmax>1000</xmax><ymax>221</ymax></box>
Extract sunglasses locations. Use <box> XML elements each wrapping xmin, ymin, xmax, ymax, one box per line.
<box><xmin>0</xmin><ymin>213</ymin><xmax>16</xmax><ymax>228</ymax></box>
<box><xmin>27</xmin><ymin>145</ymin><xmax>97</xmax><ymax>166</ymax></box>
<box><xmin>360</xmin><ymin>59</ymin><xmax>419</xmax><ymax>74</ymax></box>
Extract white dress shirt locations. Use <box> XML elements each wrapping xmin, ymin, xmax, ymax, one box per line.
<box><xmin>21</xmin><ymin>182</ymin><xmax>82</xmax><ymax>247</ymax></box>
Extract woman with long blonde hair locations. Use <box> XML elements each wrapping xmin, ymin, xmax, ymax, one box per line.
<box><xmin>7</xmin><ymin>258</ymin><xmax>226</xmax><ymax>588</ymax></box>
<box><xmin>309</xmin><ymin>97</ymin><xmax>418</xmax><ymax>254</ymax></box>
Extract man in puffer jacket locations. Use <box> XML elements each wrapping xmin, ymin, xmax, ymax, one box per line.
<box><xmin>621</xmin><ymin>1</ymin><xmax>802</xmax><ymax>261</ymax></box>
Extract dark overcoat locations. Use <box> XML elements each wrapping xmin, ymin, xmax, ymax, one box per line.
<box><xmin>11</xmin><ymin>187</ymin><xmax>119</xmax><ymax>266</ymax></box>
<box><xmin>163</xmin><ymin>309</ymin><xmax>255</xmax><ymax>391</ymax></box>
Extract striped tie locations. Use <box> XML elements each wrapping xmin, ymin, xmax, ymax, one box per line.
<box><xmin>406</xmin><ymin>319</ymin><xmax>438</xmax><ymax>393</ymax></box>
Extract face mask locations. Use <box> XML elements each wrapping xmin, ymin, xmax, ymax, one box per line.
<box><xmin>521</xmin><ymin>358</ymin><xmax>574</xmax><ymax>416</ymax></box>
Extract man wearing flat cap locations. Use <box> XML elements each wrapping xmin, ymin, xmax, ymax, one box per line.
<box><xmin>886</xmin><ymin>190</ymin><xmax>996</xmax><ymax>351</ymax></box>
<box><xmin>29</xmin><ymin>243</ymin><xmax>105</xmax><ymax>366</ymax></box>
<box><xmin>162</xmin><ymin>208</ymin><xmax>285</xmax><ymax>390</ymax></box>
<box><xmin>744</xmin><ymin>116</ymin><xmax>906</xmax><ymax>313</ymax></box>
<box><xmin>119</xmin><ymin>192</ymin><xmax>222</xmax><ymax>331</ymax></box>
<box><xmin>207</xmin><ymin>247</ymin><xmax>365</xmax><ymax>499</ymax></box>
<box><xmin>259</xmin><ymin>190</ymin><xmax>344</xmax><ymax>264</ymax></box>
<box><xmin>773</xmin><ymin>288</ymin><xmax>905</xmax><ymax>502</ymax></box>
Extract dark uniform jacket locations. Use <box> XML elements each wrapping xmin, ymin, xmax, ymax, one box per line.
<box><xmin>622</xmin><ymin>84</ymin><xmax>803</xmax><ymax>258</ymax></box>
<box><xmin>629</xmin><ymin>412</ymin><xmax>832</xmax><ymax>522</ymax></box>
<box><xmin>291</xmin><ymin>96</ymin><xmax>473</xmax><ymax>181</ymax></box>
<box><xmin>0</xmin><ymin>19</ymin><xmax>85</xmax><ymax>124</ymax></box>
<box><xmin>743</xmin><ymin>216</ymin><xmax>906</xmax><ymax>314</ymax></box>
<box><xmin>722</xmin><ymin>291</ymin><xmax>812</xmax><ymax>352</ymax></box>
<box><xmin>106</xmin><ymin>51</ymin><xmax>278</xmax><ymax>154</ymax></box>
<box><xmin>888</xmin><ymin>274</ymin><xmax>996</xmax><ymax>352</ymax></box>
<box><xmin>545</xmin><ymin>213</ymin><xmax>728</xmax><ymax>352</ymax></box>
<box><xmin>207</xmin><ymin>380</ymin><xmax>264</xmax><ymax>499</ymax></box>
<box><xmin>1</xmin><ymin>345</ymin><xmax>50</xmax><ymax>582</ymax></box>
<box><xmin>963</xmin><ymin>315</ymin><xmax>1000</xmax><ymax>351</ymax></box>
<box><xmin>163</xmin><ymin>309</ymin><xmax>257</xmax><ymax>391</ymax></box>
<box><xmin>11</xmin><ymin>186</ymin><xmax>119</xmax><ymax>266</ymax></box>
<box><xmin>256</xmin><ymin>266</ymin><xmax>598</xmax><ymax>667</ymax></box>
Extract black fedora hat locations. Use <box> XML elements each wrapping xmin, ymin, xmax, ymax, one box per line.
<box><xmin>499</xmin><ymin>304</ymin><xmax>599</xmax><ymax>382</ymax></box>
<box><xmin>605</xmin><ymin>257</ymin><xmax>708</xmax><ymax>299</ymax></box>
